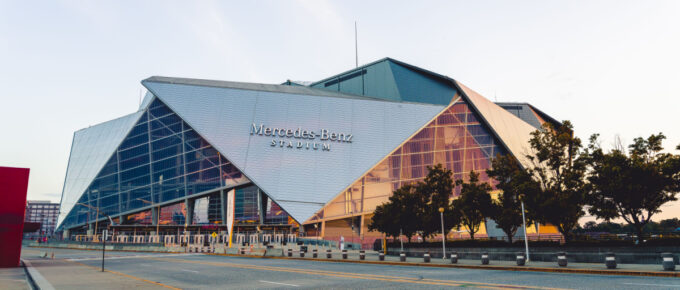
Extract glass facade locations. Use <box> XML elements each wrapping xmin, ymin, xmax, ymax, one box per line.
<box><xmin>192</xmin><ymin>193</ymin><xmax>222</xmax><ymax>224</ymax></box>
<box><xmin>159</xmin><ymin>202</ymin><xmax>186</xmax><ymax>225</ymax></box>
<box><xmin>59</xmin><ymin>98</ymin><xmax>249</xmax><ymax>230</ymax></box>
<box><xmin>311</xmin><ymin>97</ymin><xmax>507</xmax><ymax>221</ymax></box>
<box><xmin>235</xmin><ymin>186</ymin><xmax>260</xmax><ymax>224</ymax></box>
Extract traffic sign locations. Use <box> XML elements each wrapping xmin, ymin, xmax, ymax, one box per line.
<box><xmin>211</xmin><ymin>232</ymin><xmax>217</xmax><ymax>238</ymax></box>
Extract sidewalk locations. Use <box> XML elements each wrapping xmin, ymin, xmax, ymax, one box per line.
<box><xmin>0</xmin><ymin>266</ymin><xmax>30</xmax><ymax>290</ymax></box>
<box><xmin>20</xmin><ymin>251</ymin><xmax>174</xmax><ymax>290</ymax></box>
<box><xmin>233</xmin><ymin>247</ymin><xmax>680</xmax><ymax>278</ymax></box>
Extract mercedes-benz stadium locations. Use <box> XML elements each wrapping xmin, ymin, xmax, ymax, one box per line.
<box><xmin>56</xmin><ymin>57</ymin><xmax>562</xmax><ymax>245</ymax></box>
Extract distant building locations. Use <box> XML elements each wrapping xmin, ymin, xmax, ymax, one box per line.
<box><xmin>25</xmin><ymin>200</ymin><xmax>59</xmax><ymax>238</ymax></box>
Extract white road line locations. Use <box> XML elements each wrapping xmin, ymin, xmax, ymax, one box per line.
<box><xmin>622</xmin><ymin>283</ymin><xmax>680</xmax><ymax>288</ymax></box>
<box><xmin>259</xmin><ymin>280</ymin><xmax>300</xmax><ymax>287</ymax></box>
<box><xmin>180</xmin><ymin>269</ymin><xmax>199</xmax><ymax>273</ymax></box>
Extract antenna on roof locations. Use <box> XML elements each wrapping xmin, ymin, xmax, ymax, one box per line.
<box><xmin>355</xmin><ymin>21</ymin><xmax>358</xmax><ymax>68</ymax></box>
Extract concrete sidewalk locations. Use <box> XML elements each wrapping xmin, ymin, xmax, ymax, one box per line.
<box><xmin>0</xmin><ymin>266</ymin><xmax>30</xmax><ymax>290</ymax></box>
<box><xmin>239</xmin><ymin>247</ymin><xmax>680</xmax><ymax>277</ymax></box>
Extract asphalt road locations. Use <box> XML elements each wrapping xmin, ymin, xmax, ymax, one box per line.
<box><xmin>22</xmin><ymin>247</ymin><xmax>680</xmax><ymax>289</ymax></box>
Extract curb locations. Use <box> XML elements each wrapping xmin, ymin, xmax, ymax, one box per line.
<box><xmin>21</xmin><ymin>259</ymin><xmax>56</xmax><ymax>290</ymax></box>
<box><xmin>205</xmin><ymin>253</ymin><xmax>680</xmax><ymax>278</ymax></box>
<box><xmin>27</xmin><ymin>245</ymin><xmax>184</xmax><ymax>254</ymax></box>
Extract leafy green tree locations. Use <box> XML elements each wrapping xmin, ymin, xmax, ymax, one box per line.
<box><xmin>586</xmin><ymin>133</ymin><xmax>680</xmax><ymax>244</ymax></box>
<box><xmin>368</xmin><ymin>184</ymin><xmax>421</xmax><ymax>240</ymax></box>
<box><xmin>486</xmin><ymin>154</ymin><xmax>540</xmax><ymax>243</ymax></box>
<box><xmin>451</xmin><ymin>171</ymin><xmax>495</xmax><ymax>240</ymax></box>
<box><xmin>524</xmin><ymin>121</ymin><xmax>589</xmax><ymax>242</ymax></box>
<box><xmin>417</xmin><ymin>164</ymin><xmax>460</xmax><ymax>238</ymax></box>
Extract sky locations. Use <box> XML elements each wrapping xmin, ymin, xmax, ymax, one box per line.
<box><xmin>1</xmin><ymin>0</ymin><xmax>679</xmax><ymax>222</ymax></box>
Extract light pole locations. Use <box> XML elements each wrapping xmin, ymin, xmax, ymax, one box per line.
<box><xmin>77</xmin><ymin>203</ymin><xmax>115</xmax><ymax>272</ymax></box>
<box><xmin>439</xmin><ymin>207</ymin><xmax>446</xmax><ymax>260</ymax></box>
<box><xmin>519</xmin><ymin>194</ymin><xmax>530</xmax><ymax>262</ymax></box>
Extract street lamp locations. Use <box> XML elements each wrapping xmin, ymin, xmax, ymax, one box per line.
<box><xmin>77</xmin><ymin>203</ymin><xmax>115</xmax><ymax>272</ymax></box>
<box><xmin>519</xmin><ymin>194</ymin><xmax>530</xmax><ymax>262</ymax></box>
<box><xmin>439</xmin><ymin>207</ymin><xmax>446</xmax><ymax>260</ymax></box>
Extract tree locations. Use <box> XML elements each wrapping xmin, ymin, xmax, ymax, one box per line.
<box><xmin>416</xmin><ymin>164</ymin><xmax>459</xmax><ymax>238</ymax></box>
<box><xmin>451</xmin><ymin>171</ymin><xmax>495</xmax><ymax>240</ymax></box>
<box><xmin>486</xmin><ymin>154</ymin><xmax>540</xmax><ymax>243</ymax></box>
<box><xmin>586</xmin><ymin>133</ymin><xmax>680</xmax><ymax>244</ymax></box>
<box><xmin>368</xmin><ymin>184</ymin><xmax>421</xmax><ymax>240</ymax></box>
<box><xmin>524</xmin><ymin>121</ymin><xmax>589</xmax><ymax>242</ymax></box>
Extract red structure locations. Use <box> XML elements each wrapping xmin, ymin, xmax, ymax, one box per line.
<box><xmin>0</xmin><ymin>166</ymin><xmax>30</xmax><ymax>268</ymax></box>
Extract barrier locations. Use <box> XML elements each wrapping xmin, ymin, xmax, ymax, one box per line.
<box><xmin>516</xmin><ymin>252</ymin><xmax>526</xmax><ymax>266</ymax></box>
<box><xmin>164</xmin><ymin>235</ymin><xmax>176</xmax><ymax>245</ymax></box>
<box><xmin>450</xmin><ymin>252</ymin><xmax>458</xmax><ymax>264</ymax></box>
<box><xmin>235</xmin><ymin>234</ymin><xmax>246</xmax><ymax>245</ymax></box>
<box><xmin>557</xmin><ymin>252</ymin><xmax>568</xmax><ymax>267</ymax></box>
<box><xmin>287</xmin><ymin>234</ymin><xmax>297</xmax><ymax>244</ymax></box>
<box><xmin>605</xmin><ymin>252</ymin><xmax>617</xmax><ymax>269</ymax></box>
<box><xmin>400</xmin><ymin>251</ymin><xmax>406</xmax><ymax>262</ymax></box>
<box><xmin>662</xmin><ymin>253</ymin><xmax>675</xmax><ymax>271</ymax></box>
<box><xmin>481</xmin><ymin>252</ymin><xmax>489</xmax><ymax>265</ymax></box>
<box><xmin>326</xmin><ymin>249</ymin><xmax>332</xmax><ymax>258</ymax></box>
<box><xmin>249</xmin><ymin>234</ymin><xmax>259</xmax><ymax>245</ymax></box>
<box><xmin>193</xmin><ymin>235</ymin><xmax>205</xmax><ymax>246</ymax></box>
<box><xmin>274</xmin><ymin>234</ymin><xmax>284</xmax><ymax>244</ymax></box>
<box><xmin>423</xmin><ymin>251</ymin><xmax>430</xmax><ymax>263</ymax></box>
<box><xmin>117</xmin><ymin>235</ymin><xmax>129</xmax><ymax>243</ymax></box>
<box><xmin>179</xmin><ymin>234</ymin><xmax>190</xmax><ymax>245</ymax></box>
<box><xmin>208</xmin><ymin>235</ymin><xmax>219</xmax><ymax>245</ymax></box>
<box><xmin>149</xmin><ymin>235</ymin><xmax>160</xmax><ymax>243</ymax></box>
<box><xmin>133</xmin><ymin>235</ymin><xmax>145</xmax><ymax>243</ymax></box>
<box><xmin>262</xmin><ymin>234</ymin><xmax>272</xmax><ymax>243</ymax></box>
<box><xmin>360</xmin><ymin>250</ymin><xmax>366</xmax><ymax>260</ymax></box>
<box><xmin>379</xmin><ymin>251</ymin><xmax>385</xmax><ymax>261</ymax></box>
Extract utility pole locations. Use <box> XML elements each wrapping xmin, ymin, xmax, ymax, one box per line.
<box><xmin>439</xmin><ymin>207</ymin><xmax>446</xmax><ymax>260</ymax></box>
<box><xmin>520</xmin><ymin>195</ymin><xmax>530</xmax><ymax>262</ymax></box>
<box><xmin>354</xmin><ymin>21</ymin><xmax>358</xmax><ymax>68</ymax></box>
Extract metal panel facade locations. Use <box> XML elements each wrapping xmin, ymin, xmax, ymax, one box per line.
<box><xmin>143</xmin><ymin>80</ymin><xmax>446</xmax><ymax>222</ymax></box>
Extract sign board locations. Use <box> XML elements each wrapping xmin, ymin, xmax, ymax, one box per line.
<box><xmin>211</xmin><ymin>232</ymin><xmax>217</xmax><ymax>238</ymax></box>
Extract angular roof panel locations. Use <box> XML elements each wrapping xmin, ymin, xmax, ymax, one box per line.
<box><xmin>142</xmin><ymin>78</ymin><xmax>447</xmax><ymax>222</ymax></box>
<box><xmin>455</xmin><ymin>82</ymin><xmax>537</xmax><ymax>168</ymax></box>
<box><xmin>57</xmin><ymin>111</ymin><xmax>144</xmax><ymax>228</ymax></box>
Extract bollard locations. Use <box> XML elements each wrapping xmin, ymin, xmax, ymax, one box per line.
<box><xmin>481</xmin><ymin>252</ymin><xmax>489</xmax><ymax>265</ymax></box>
<box><xmin>288</xmin><ymin>248</ymin><xmax>293</xmax><ymax>257</ymax></box>
<box><xmin>516</xmin><ymin>252</ymin><xmax>526</xmax><ymax>266</ymax></box>
<box><xmin>605</xmin><ymin>252</ymin><xmax>616</xmax><ymax>269</ymax></box>
<box><xmin>326</xmin><ymin>249</ymin><xmax>332</xmax><ymax>259</ymax></box>
<box><xmin>359</xmin><ymin>250</ymin><xmax>365</xmax><ymax>260</ymax></box>
<box><xmin>661</xmin><ymin>252</ymin><xmax>675</xmax><ymax>271</ymax></box>
<box><xmin>400</xmin><ymin>251</ymin><xmax>406</xmax><ymax>262</ymax></box>
<box><xmin>342</xmin><ymin>249</ymin><xmax>348</xmax><ymax>259</ymax></box>
<box><xmin>379</xmin><ymin>251</ymin><xmax>385</xmax><ymax>261</ymax></box>
<box><xmin>423</xmin><ymin>251</ymin><xmax>431</xmax><ymax>263</ymax></box>
<box><xmin>313</xmin><ymin>249</ymin><xmax>318</xmax><ymax>258</ymax></box>
<box><xmin>450</xmin><ymin>252</ymin><xmax>458</xmax><ymax>264</ymax></box>
<box><xmin>300</xmin><ymin>250</ymin><xmax>305</xmax><ymax>258</ymax></box>
<box><xmin>557</xmin><ymin>252</ymin><xmax>568</xmax><ymax>267</ymax></box>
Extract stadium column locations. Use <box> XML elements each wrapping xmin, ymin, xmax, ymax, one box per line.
<box><xmin>186</xmin><ymin>198</ymin><xmax>194</xmax><ymax>231</ymax></box>
<box><xmin>320</xmin><ymin>221</ymin><xmax>326</xmax><ymax>238</ymax></box>
<box><xmin>220</xmin><ymin>189</ymin><xmax>227</xmax><ymax>226</ymax></box>
<box><xmin>151</xmin><ymin>207</ymin><xmax>158</xmax><ymax>234</ymax></box>
<box><xmin>257</xmin><ymin>188</ymin><xmax>264</xmax><ymax>225</ymax></box>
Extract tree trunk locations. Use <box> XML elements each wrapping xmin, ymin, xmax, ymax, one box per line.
<box><xmin>634</xmin><ymin>224</ymin><xmax>645</xmax><ymax>245</ymax></box>
<box><xmin>506</xmin><ymin>232</ymin><xmax>513</xmax><ymax>244</ymax></box>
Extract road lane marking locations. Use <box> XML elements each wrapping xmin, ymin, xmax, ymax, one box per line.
<box><xmin>151</xmin><ymin>257</ymin><xmax>566</xmax><ymax>289</ymax></box>
<box><xmin>259</xmin><ymin>280</ymin><xmax>300</xmax><ymax>287</ymax></box>
<box><xmin>69</xmin><ymin>260</ymin><xmax>181</xmax><ymax>290</ymax></box>
<box><xmin>622</xmin><ymin>283</ymin><xmax>680</xmax><ymax>287</ymax></box>
<box><xmin>180</xmin><ymin>269</ymin><xmax>199</xmax><ymax>273</ymax></box>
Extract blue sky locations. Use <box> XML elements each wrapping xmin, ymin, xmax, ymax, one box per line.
<box><xmin>1</xmin><ymin>1</ymin><xmax>679</xmax><ymax>220</ymax></box>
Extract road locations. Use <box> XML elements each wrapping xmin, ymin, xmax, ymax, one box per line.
<box><xmin>21</xmin><ymin>247</ymin><xmax>680</xmax><ymax>289</ymax></box>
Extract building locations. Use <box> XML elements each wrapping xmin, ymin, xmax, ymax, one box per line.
<box><xmin>56</xmin><ymin>58</ymin><xmax>561</xmax><ymax>243</ymax></box>
<box><xmin>24</xmin><ymin>200</ymin><xmax>60</xmax><ymax>238</ymax></box>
